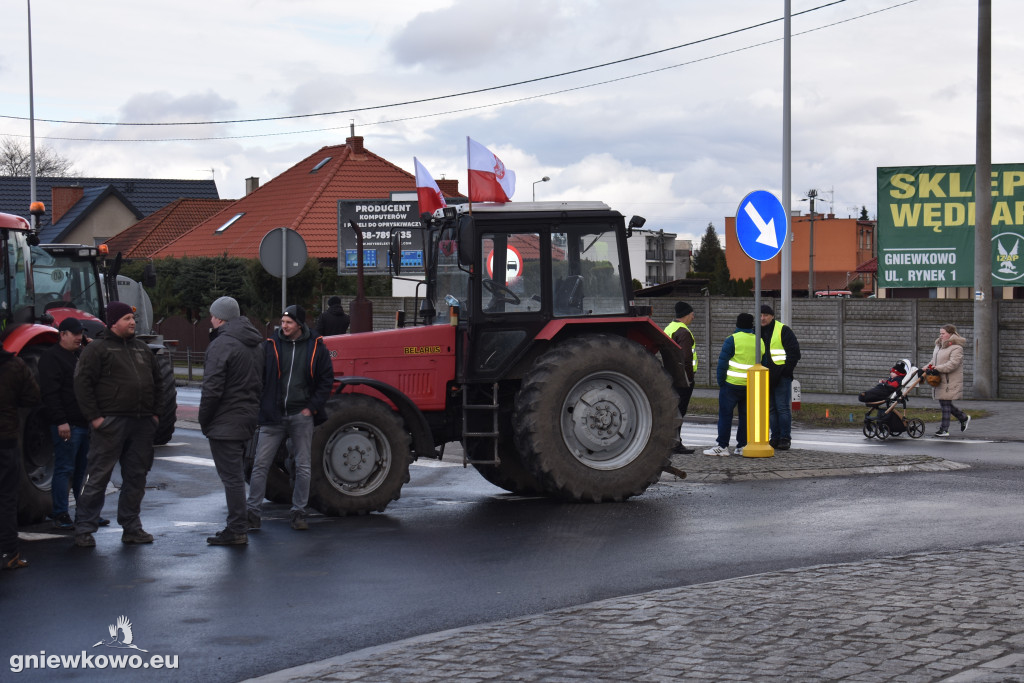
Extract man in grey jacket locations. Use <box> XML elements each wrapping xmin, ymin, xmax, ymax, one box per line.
<box><xmin>200</xmin><ymin>296</ymin><xmax>265</xmax><ymax>545</ymax></box>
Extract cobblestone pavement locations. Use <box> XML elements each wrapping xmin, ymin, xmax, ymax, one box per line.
<box><xmin>238</xmin><ymin>392</ymin><xmax>1021</xmax><ymax>682</ymax></box>
<box><xmin>250</xmin><ymin>543</ymin><xmax>1024</xmax><ymax>683</ymax></box>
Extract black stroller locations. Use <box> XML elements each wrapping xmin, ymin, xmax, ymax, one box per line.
<box><xmin>859</xmin><ymin>359</ymin><xmax>926</xmax><ymax>440</ymax></box>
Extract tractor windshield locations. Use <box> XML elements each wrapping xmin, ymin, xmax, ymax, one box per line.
<box><xmin>430</xmin><ymin>226</ymin><xmax>470</xmax><ymax>321</ymax></box>
<box><xmin>30</xmin><ymin>246</ymin><xmax>104</xmax><ymax>319</ymax></box>
<box><xmin>1</xmin><ymin>229</ymin><xmax>34</xmax><ymax>327</ymax></box>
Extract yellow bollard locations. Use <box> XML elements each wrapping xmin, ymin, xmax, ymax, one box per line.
<box><xmin>743</xmin><ymin>364</ymin><xmax>774</xmax><ymax>458</ymax></box>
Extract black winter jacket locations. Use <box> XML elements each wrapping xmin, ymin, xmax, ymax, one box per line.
<box><xmin>315</xmin><ymin>304</ymin><xmax>350</xmax><ymax>336</ymax></box>
<box><xmin>199</xmin><ymin>316</ymin><xmax>266</xmax><ymax>440</ymax></box>
<box><xmin>74</xmin><ymin>328</ymin><xmax>161</xmax><ymax>422</ymax></box>
<box><xmin>38</xmin><ymin>343</ymin><xmax>87</xmax><ymax>427</ymax></box>
<box><xmin>0</xmin><ymin>349</ymin><xmax>40</xmax><ymax>445</ymax></box>
<box><xmin>258</xmin><ymin>325</ymin><xmax>334</xmax><ymax>427</ymax></box>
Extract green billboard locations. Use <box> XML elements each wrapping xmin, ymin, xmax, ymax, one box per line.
<box><xmin>877</xmin><ymin>164</ymin><xmax>1024</xmax><ymax>288</ymax></box>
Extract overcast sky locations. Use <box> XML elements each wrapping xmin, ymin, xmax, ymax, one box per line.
<box><xmin>0</xmin><ymin>0</ymin><xmax>1018</xmax><ymax>246</ymax></box>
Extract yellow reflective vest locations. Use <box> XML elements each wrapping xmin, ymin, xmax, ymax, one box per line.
<box><xmin>664</xmin><ymin>320</ymin><xmax>697</xmax><ymax>371</ymax></box>
<box><xmin>726</xmin><ymin>331</ymin><xmax>763</xmax><ymax>386</ymax></box>
<box><xmin>767</xmin><ymin>322</ymin><xmax>787</xmax><ymax>366</ymax></box>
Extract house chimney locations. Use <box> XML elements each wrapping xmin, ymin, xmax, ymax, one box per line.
<box><xmin>51</xmin><ymin>186</ymin><xmax>84</xmax><ymax>224</ymax></box>
<box><xmin>245</xmin><ymin>177</ymin><xmax>260</xmax><ymax>195</ymax></box>
<box><xmin>436</xmin><ymin>178</ymin><xmax>460</xmax><ymax>197</ymax></box>
<box><xmin>346</xmin><ymin>136</ymin><xmax>364</xmax><ymax>154</ymax></box>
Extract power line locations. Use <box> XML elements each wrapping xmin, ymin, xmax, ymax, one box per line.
<box><xmin>1</xmin><ymin>0</ymin><xmax>854</xmax><ymax>129</ymax></box>
<box><xmin>4</xmin><ymin>0</ymin><xmax>917</xmax><ymax>144</ymax></box>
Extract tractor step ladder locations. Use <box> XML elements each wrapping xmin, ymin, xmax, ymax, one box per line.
<box><xmin>461</xmin><ymin>382</ymin><xmax>501</xmax><ymax>466</ymax></box>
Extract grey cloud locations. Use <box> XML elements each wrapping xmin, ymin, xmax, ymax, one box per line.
<box><xmin>117</xmin><ymin>90</ymin><xmax>237</xmax><ymax>123</ymax></box>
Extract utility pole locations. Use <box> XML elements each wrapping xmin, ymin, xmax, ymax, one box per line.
<box><xmin>807</xmin><ymin>189</ymin><xmax>817</xmax><ymax>297</ymax></box>
<box><xmin>973</xmin><ymin>0</ymin><xmax>993</xmax><ymax>397</ymax></box>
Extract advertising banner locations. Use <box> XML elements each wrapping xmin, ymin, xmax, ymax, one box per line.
<box><xmin>336</xmin><ymin>199</ymin><xmax>426</xmax><ymax>275</ymax></box>
<box><xmin>877</xmin><ymin>165</ymin><xmax>1024</xmax><ymax>288</ymax></box>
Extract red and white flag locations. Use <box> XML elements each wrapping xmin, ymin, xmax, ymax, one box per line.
<box><xmin>414</xmin><ymin>157</ymin><xmax>447</xmax><ymax>216</ymax></box>
<box><xmin>467</xmin><ymin>137</ymin><xmax>516</xmax><ymax>202</ymax></box>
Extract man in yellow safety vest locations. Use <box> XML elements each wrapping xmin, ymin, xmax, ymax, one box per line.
<box><xmin>704</xmin><ymin>313</ymin><xmax>765</xmax><ymax>457</ymax></box>
<box><xmin>664</xmin><ymin>301</ymin><xmax>697</xmax><ymax>454</ymax></box>
<box><xmin>759</xmin><ymin>304</ymin><xmax>801</xmax><ymax>450</ymax></box>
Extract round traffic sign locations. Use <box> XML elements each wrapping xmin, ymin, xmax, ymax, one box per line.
<box><xmin>486</xmin><ymin>245</ymin><xmax>523</xmax><ymax>279</ymax></box>
<box><xmin>259</xmin><ymin>227</ymin><xmax>308</xmax><ymax>277</ymax></box>
<box><xmin>735</xmin><ymin>190</ymin><xmax>788</xmax><ymax>262</ymax></box>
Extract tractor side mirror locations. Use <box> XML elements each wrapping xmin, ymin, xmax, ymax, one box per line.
<box><xmin>456</xmin><ymin>214</ymin><xmax>476</xmax><ymax>268</ymax></box>
<box><xmin>626</xmin><ymin>215</ymin><xmax>646</xmax><ymax>238</ymax></box>
<box><xmin>142</xmin><ymin>262</ymin><xmax>157</xmax><ymax>288</ymax></box>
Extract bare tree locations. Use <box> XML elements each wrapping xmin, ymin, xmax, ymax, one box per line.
<box><xmin>0</xmin><ymin>136</ymin><xmax>79</xmax><ymax>177</ymax></box>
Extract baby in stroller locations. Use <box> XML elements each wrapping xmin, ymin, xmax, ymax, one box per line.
<box><xmin>859</xmin><ymin>359</ymin><xmax>926</xmax><ymax>439</ymax></box>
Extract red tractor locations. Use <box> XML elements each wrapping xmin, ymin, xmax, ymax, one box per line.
<box><xmin>1</xmin><ymin>211</ymin><xmax>175</xmax><ymax>523</ymax></box>
<box><xmin>260</xmin><ymin>202</ymin><xmax>685</xmax><ymax>515</ymax></box>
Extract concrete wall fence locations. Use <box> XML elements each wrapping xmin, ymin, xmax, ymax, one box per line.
<box><xmin>156</xmin><ymin>297</ymin><xmax>1024</xmax><ymax>399</ymax></box>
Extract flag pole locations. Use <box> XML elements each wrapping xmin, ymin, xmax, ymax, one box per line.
<box><xmin>466</xmin><ymin>136</ymin><xmax>473</xmax><ymax>215</ymax></box>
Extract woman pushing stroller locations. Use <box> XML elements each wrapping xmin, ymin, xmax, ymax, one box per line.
<box><xmin>927</xmin><ymin>324</ymin><xmax>970</xmax><ymax>437</ymax></box>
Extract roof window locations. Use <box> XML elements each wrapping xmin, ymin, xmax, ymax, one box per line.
<box><xmin>215</xmin><ymin>212</ymin><xmax>245</xmax><ymax>233</ymax></box>
<box><xmin>311</xmin><ymin>157</ymin><xmax>332</xmax><ymax>173</ymax></box>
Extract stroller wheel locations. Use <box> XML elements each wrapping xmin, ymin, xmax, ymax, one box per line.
<box><xmin>862</xmin><ymin>421</ymin><xmax>876</xmax><ymax>439</ymax></box>
<box><xmin>907</xmin><ymin>418</ymin><xmax>926</xmax><ymax>438</ymax></box>
<box><xmin>875</xmin><ymin>423</ymin><xmax>890</xmax><ymax>440</ymax></box>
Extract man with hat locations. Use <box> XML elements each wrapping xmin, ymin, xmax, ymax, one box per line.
<box><xmin>663</xmin><ymin>301</ymin><xmax>697</xmax><ymax>454</ymax></box>
<box><xmin>38</xmin><ymin>317</ymin><xmax>107</xmax><ymax>529</ymax></box>
<box><xmin>759</xmin><ymin>304</ymin><xmax>801</xmax><ymax>450</ymax></box>
<box><xmin>315</xmin><ymin>296</ymin><xmax>350</xmax><ymax>337</ymax></box>
<box><xmin>73</xmin><ymin>301</ymin><xmax>165</xmax><ymax>547</ymax></box>
<box><xmin>704</xmin><ymin>313</ymin><xmax>765</xmax><ymax>457</ymax></box>
<box><xmin>247</xmin><ymin>304</ymin><xmax>333</xmax><ymax>531</ymax></box>
<box><xmin>200</xmin><ymin>296</ymin><xmax>265</xmax><ymax>545</ymax></box>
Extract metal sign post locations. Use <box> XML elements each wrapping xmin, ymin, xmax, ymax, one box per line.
<box><xmin>735</xmin><ymin>190</ymin><xmax>788</xmax><ymax>459</ymax></box>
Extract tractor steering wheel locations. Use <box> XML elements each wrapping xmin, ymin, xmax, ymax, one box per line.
<box><xmin>482</xmin><ymin>278</ymin><xmax>521</xmax><ymax>306</ymax></box>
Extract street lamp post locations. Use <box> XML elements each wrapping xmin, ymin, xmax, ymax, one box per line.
<box><xmin>532</xmin><ymin>176</ymin><xmax>550</xmax><ymax>201</ymax></box>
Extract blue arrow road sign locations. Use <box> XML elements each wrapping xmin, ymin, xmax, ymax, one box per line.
<box><xmin>735</xmin><ymin>190</ymin><xmax>787</xmax><ymax>262</ymax></box>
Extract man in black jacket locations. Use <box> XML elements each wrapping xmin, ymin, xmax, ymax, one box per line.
<box><xmin>200</xmin><ymin>296</ymin><xmax>265</xmax><ymax>546</ymax></box>
<box><xmin>315</xmin><ymin>296</ymin><xmax>350</xmax><ymax>336</ymax></box>
<box><xmin>759</xmin><ymin>304</ymin><xmax>802</xmax><ymax>450</ymax></box>
<box><xmin>0</xmin><ymin>348</ymin><xmax>40</xmax><ymax>570</ymax></box>
<box><xmin>247</xmin><ymin>305</ymin><xmax>333</xmax><ymax>531</ymax></box>
<box><xmin>38</xmin><ymin>317</ymin><xmax>107</xmax><ymax>529</ymax></box>
<box><xmin>72</xmin><ymin>302</ymin><xmax>164</xmax><ymax>547</ymax></box>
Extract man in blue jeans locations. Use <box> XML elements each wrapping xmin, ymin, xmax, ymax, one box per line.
<box><xmin>247</xmin><ymin>305</ymin><xmax>333</xmax><ymax>531</ymax></box>
<box><xmin>704</xmin><ymin>313</ymin><xmax>764</xmax><ymax>457</ymax></box>
<box><xmin>39</xmin><ymin>317</ymin><xmax>109</xmax><ymax>529</ymax></box>
<box><xmin>759</xmin><ymin>304</ymin><xmax>801</xmax><ymax>450</ymax></box>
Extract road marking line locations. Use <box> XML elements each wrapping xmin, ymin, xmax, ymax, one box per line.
<box><xmin>413</xmin><ymin>460</ymin><xmax>462</xmax><ymax>468</ymax></box>
<box><xmin>157</xmin><ymin>455</ymin><xmax>216</xmax><ymax>467</ymax></box>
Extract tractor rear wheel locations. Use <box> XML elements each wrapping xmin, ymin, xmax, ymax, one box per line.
<box><xmin>471</xmin><ymin>405</ymin><xmax>548</xmax><ymax>496</ymax></box>
<box><xmin>152</xmin><ymin>352</ymin><xmax>177</xmax><ymax>445</ymax></box>
<box><xmin>16</xmin><ymin>345</ymin><xmax>53</xmax><ymax>524</ymax></box>
<box><xmin>513</xmin><ymin>335</ymin><xmax>679</xmax><ymax>502</ymax></box>
<box><xmin>308</xmin><ymin>395</ymin><xmax>412</xmax><ymax>516</ymax></box>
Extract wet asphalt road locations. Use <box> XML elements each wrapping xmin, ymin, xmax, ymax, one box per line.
<box><xmin>2</xmin><ymin>412</ymin><xmax>1023</xmax><ymax>681</ymax></box>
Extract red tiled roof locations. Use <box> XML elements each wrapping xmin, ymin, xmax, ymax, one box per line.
<box><xmin>856</xmin><ymin>257</ymin><xmax>878</xmax><ymax>273</ymax></box>
<box><xmin>154</xmin><ymin>137</ymin><xmax>460</xmax><ymax>259</ymax></box>
<box><xmin>104</xmin><ymin>198</ymin><xmax>236</xmax><ymax>259</ymax></box>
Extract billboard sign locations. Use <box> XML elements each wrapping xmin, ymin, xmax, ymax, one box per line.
<box><xmin>337</xmin><ymin>199</ymin><xmax>425</xmax><ymax>275</ymax></box>
<box><xmin>877</xmin><ymin>164</ymin><xmax>1024</xmax><ymax>288</ymax></box>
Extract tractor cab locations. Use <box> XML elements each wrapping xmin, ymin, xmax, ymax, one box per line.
<box><xmin>0</xmin><ymin>212</ymin><xmax>37</xmax><ymax>334</ymax></box>
<box><xmin>416</xmin><ymin>202</ymin><xmax>644</xmax><ymax>382</ymax></box>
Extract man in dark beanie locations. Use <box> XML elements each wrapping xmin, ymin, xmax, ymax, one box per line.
<box><xmin>73</xmin><ymin>301</ymin><xmax>164</xmax><ymax>547</ymax></box>
<box><xmin>663</xmin><ymin>301</ymin><xmax>697</xmax><ymax>453</ymax></box>
<box><xmin>759</xmin><ymin>304</ymin><xmax>801</xmax><ymax>450</ymax></box>
<box><xmin>248</xmin><ymin>303</ymin><xmax>333</xmax><ymax>531</ymax></box>
<box><xmin>704</xmin><ymin>312</ymin><xmax>764</xmax><ymax>457</ymax></box>
<box><xmin>315</xmin><ymin>296</ymin><xmax>350</xmax><ymax>337</ymax></box>
<box><xmin>201</xmin><ymin>296</ymin><xmax>265</xmax><ymax>545</ymax></box>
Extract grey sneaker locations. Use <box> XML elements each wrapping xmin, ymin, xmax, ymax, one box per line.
<box><xmin>247</xmin><ymin>511</ymin><xmax>261</xmax><ymax>531</ymax></box>
<box><xmin>74</xmin><ymin>533</ymin><xmax>95</xmax><ymax>548</ymax></box>
<box><xmin>703</xmin><ymin>445</ymin><xmax>730</xmax><ymax>456</ymax></box>
<box><xmin>121</xmin><ymin>529</ymin><xmax>154</xmax><ymax>544</ymax></box>
<box><xmin>290</xmin><ymin>512</ymin><xmax>308</xmax><ymax>531</ymax></box>
<box><xmin>735</xmin><ymin>447</ymin><xmax>744</xmax><ymax>456</ymax></box>
<box><xmin>960</xmin><ymin>415</ymin><xmax>970</xmax><ymax>433</ymax></box>
<box><xmin>935</xmin><ymin>429</ymin><xmax>949</xmax><ymax>437</ymax></box>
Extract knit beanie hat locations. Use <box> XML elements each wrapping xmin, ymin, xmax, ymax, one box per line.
<box><xmin>210</xmin><ymin>296</ymin><xmax>240</xmax><ymax>321</ymax></box>
<box><xmin>282</xmin><ymin>304</ymin><xmax>306</xmax><ymax>325</ymax></box>
<box><xmin>736</xmin><ymin>313</ymin><xmax>754</xmax><ymax>330</ymax></box>
<box><xmin>674</xmin><ymin>301</ymin><xmax>693</xmax><ymax>318</ymax></box>
<box><xmin>106</xmin><ymin>301</ymin><xmax>134</xmax><ymax>327</ymax></box>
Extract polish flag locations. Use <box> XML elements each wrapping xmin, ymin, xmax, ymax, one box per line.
<box><xmin>414</xmin><ymin>157</ymin><xmax>447</xmax><ymax>216</ymax></box>
<box><xmin>467</xmin><ymin>137</ymin><xmax>516</xmax><ymax>203</ymax></box>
